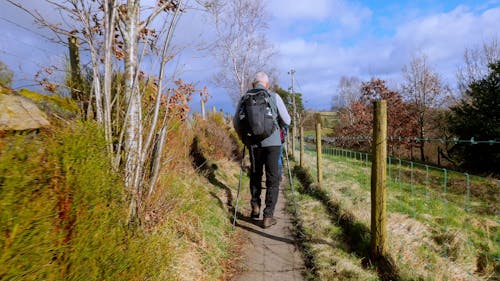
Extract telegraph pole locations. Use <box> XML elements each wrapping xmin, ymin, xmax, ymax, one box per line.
<box><xmin>288</xmin><ymin>68</ymin><xmax>296</xmax><ymax>158</ymax></box>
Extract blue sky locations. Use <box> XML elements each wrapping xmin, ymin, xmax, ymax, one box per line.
<box><xmin>266</xmin><ymin>0</ymin><xmax>499</xmax><ymax>110</ymax></box>
<box><xmin>1</xmin><ymin>0</ymin><xmax>499</xmax><ymax>113</ymax></box>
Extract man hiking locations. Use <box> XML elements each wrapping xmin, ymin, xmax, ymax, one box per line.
<box><xmin>233</xmin><ymin>71</ymin><xmax>291</xmax><ymax>228</ymax></box>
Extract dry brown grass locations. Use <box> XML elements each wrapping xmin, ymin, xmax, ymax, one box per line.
<box><xmin>136</xmin><ymin>115</ymin><xmax>243</xmax><ymax>280</ymax></box>
<box><xmin>299</xmin><ymin>151</ymin><xmax>491</xmax><ymax>280</ymax></box>
<box><xmin>293</xmin><ymin>193</ymin><xmax>379</xmax><ymax>281</ymax></box>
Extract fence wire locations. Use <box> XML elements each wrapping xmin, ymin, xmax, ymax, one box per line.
<box><xmin>297</xmin><ymin>140</ymin><xmax>500</xmax><ymax>278</ymax></box>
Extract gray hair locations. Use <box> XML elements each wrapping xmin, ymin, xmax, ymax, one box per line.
<box><xmin>252</xmin><ymin>71</ymin><xmax>269</xmax><ymax>87</ymax></box>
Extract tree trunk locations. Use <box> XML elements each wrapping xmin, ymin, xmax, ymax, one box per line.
<box><xmin>89</xmin><ymin>45</ymin><xmax>103</xmax><ymax>123</ymax></box>
<box><xmin>103</xmin><ymin>0</ymin><xmax>117</xmax><ymax>155</ymax></box>
<box><xmin>123</xmin><ymin>1</ymin><xmax>143</xmax><ymax>219</ymax></box>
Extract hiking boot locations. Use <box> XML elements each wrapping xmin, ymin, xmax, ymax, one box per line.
<box><xmin>251</xmin><ymin>204</ymin><xmax>260</xmax><ymax>220</ymax></box>
<box><xmin>262</xmin><ymin>217</ymin><xmax>277</xmax><ymax>228</ymax></box>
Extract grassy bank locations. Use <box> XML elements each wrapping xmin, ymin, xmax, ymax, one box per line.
<box><xmin>0</xmin><ymin>112</ymin><xmax>240</xmax><ymax>280</ymax></box>
<box><xmin>285</xmin><ymin>163</ymin><xmax>382</xmax><ymax>281</ymax></box>
<box><xmin>292</xmin><ymin>146</ymin><xmax>498</xmax><ymax>280</ymax></box>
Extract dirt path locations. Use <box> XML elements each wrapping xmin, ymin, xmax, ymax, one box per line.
<box><xmin>232</xmin><ymin>184</ymin><xmax>305</xmax><ymax>281</ymax></box>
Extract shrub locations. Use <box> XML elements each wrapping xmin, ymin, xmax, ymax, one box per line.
<box><xmin>192</xmin><ymin>113</ymin><xmax>240</xmax><ymax>161</ymax></box>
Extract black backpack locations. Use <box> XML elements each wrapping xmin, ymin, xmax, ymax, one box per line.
<box><xmin>237</xmin><ymin>88</ymin><xmax>278</xmax><ymax>146</ymax></box>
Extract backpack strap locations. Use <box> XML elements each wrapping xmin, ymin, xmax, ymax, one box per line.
<box><xmin>268</xmin><ymin>91</ymin><xmax>279</xmax><ymax>125</ymax></box>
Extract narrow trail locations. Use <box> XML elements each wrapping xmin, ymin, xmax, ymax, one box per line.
<box><xmin>232</xmin><ymin>183</ymin><xmax>305</xmax><ymax>281</ymax></box>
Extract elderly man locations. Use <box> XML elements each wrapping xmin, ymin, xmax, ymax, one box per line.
<box><xmin>233</xmin><ymin>72</ymin><xmax>291</xmax><ymax>228</ymax></box>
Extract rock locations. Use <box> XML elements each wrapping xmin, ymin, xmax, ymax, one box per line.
<box><xmin>0</xmin><ymin>93</ymin><xmax>50</xmax><ymax>131</ymax></box>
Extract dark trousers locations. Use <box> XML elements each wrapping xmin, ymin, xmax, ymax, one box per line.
<box><xmin>249</xmin><ymin>145</ymin><xmax>281</xmax><ymax>218</ymax></box>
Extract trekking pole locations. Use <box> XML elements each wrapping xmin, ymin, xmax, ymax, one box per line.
<box><xmin>284</xmin><ymin>140</ymin><xmax>298</xmax><ymax>215</ymax></box>
<box><xmin>232</xmin><ymin>145</ymin><xmax>246</xmax><ymax>229</ymax></box>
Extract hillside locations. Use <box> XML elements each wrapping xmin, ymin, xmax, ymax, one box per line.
<box><xmin>0</xmin><ymin>88</ymin><xmax>243</xmax><ymax>280</ymax></box>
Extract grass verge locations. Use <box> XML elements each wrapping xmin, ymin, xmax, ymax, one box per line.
<box><xmin>284</xmin><ymin>161</ymin><xmax>382</xmax><ymax>280</ymax></box>
<box><xmin>0</xmin><ymin>117</ymin><xmax>240</xmax><ymax>280</ymax></box>
<box><xmin>299</xmin><ymin>147</ymin><xmax>499</xmax><ymax>280</ymax></box>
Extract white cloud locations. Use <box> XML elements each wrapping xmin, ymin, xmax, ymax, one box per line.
<box><xmin>269</xmin><ymin>0</ymin><xmax>372</xmax><ymax>33</ymax></box>
<box><xmin>332</xmin><ymin>1</ymin><xmax>372</xmax><ymax>32</ymax></box>
<box><xmin>1</xmin><ymin>1</ymin><xmax>499</xmax><ymax>112</ymax></box>
<box><xmin>279</xmin><ymin>39</ymin><xmax>319</xmax><ymax>56</ymax></box>
<box><xmin>269</xmin><ymin>0</ymin><xmax>334</xmax><ymax>21</ymax></box>
<box><xmin>271</xmin><ymin>4</ymin><xmax>500</xmax><ymax>110</ymax></box>
<box><xmin>388</xmin><ymin>6</ymin><xmax>500</xmax><ymax>83</ymax></box>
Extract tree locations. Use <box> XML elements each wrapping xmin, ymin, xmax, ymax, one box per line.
<box><xmin>203</xmin><ymin>0</ymin><xmax>277</xmax><ymax>104</ymax></box>
<box><xmin>333</xmin><ymin>75</ymin><xmax>362</xmax><ymax>110</ymax></box>
<box><xmin>332</xmin><ymin>76</ymin><xmax>362</xmax><ymax>126</ymax></box>
<box><xmin>274</xmin><ymin>85</ymin><xmax>304</xmax><ymax>126</ymax></box>
<box><xmin>401</xmin><ymin>54</ymin><xmax>450</xmax><ymax>161</ymax></box>
<box><xmin>8</xmin><ymin>0</ymin><xmax>190</xmax><ymax>220</ymax></box>
<box><xmin>0</xmin><ymin>60</ymin><xmax>13</xmax><ymax>87</ymax></box>
<box><xmin>336</xmin><ymin>78</ymin><xmax>418</xmax><ymax>153</ymax></box>
<box><xmin>448</xmin><ymin>61</ymin><xmax>500</xmax><ymax>175</ymax></box>
<box><xmin>456</xmin><ymin>38</ymin><xmax>500</xmax><ymax>96</ymax></box>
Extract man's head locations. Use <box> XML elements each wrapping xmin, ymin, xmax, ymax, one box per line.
<box><xmin>252</xmin><ymin>71</ymin><xmax>269</xmax><ymax>89</ymax></box>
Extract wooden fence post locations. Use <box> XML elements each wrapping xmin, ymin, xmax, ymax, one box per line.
<box><xmin>316</xmin><ymin>115</ymin><xmax>322</xmax><ymax>187</ymax></box>
<box><xmin>300</xmin><ymin>126</ymin><xmax>304</xmax><ymax>167</ymax></box>
<box><xmin>371</xmin><ymin>100</ymin><xmax>387</xmax><ymax>259</ymax></box>
<box><xmin>201</xmin><ymin>99</ymin><xmax>206</xmax><ymax>120</ymax></box>
<box><xmin>68</xmin><ymin>33</ymin><xmax>83</xmax><ymax>101</ymax></box>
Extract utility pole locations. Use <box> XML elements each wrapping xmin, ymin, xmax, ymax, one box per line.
<box><xmin>288</xmin><ymin>68</ymin><xmax>296</xmax><ymax>158</ymax></box>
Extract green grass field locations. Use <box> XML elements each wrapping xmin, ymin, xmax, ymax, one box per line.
<box><xmin>293</xmin><ymin>143</ymin><xmax>499</xmax><ymax>280</ymax></box>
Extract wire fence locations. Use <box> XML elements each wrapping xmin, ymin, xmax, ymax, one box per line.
<box><xmin>297</xmin><ymin>139</ymin><xmax>500</xmax><ymax>277</ymax></box>
<box><xmin>321</xmin><ymin>135</ymin><xmax>500</xmax><ymax>145</ymax></box>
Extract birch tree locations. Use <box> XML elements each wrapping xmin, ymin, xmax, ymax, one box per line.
<box><xmin>401</xmin><ymin>54</ymin><xmax>449</xmax><ymax>161</ymax></box>
<box><xmin>203</xmin><ymin>0</ymin><xmax>276</xmax><ymax>104</ymax></box>
<box><xmin>337</xmin><ymin>76</ymin><xmax>362</xmax><ymax>108</ymax></box>
<box><xmin>334</xmin><ymin>76</ymin><xmax>362</xmax><ymax>125</ymax></box>
<box><xmin>8</xmin><ymin>0</ymin><xmax>187</xmax><ymax>221</ymax></box>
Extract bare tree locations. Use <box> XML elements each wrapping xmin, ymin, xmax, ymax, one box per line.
<box><xmin>336</xmin><ymin>76</ymin><xmax>362</xmax><ymax>108</ymax></box>
<box><xmin>203</xmin><ymin>0</ymin><xmax>276</xmax><ymax>104</ymax></box>
<box><xmin>113</xmin><ymin>0</ymin><xmax>185</xmax><ymax>218</ymax></box>
<box><xmin>402</xmin><ymin>54</ymin><xmax>450</xmax><ymax>161</ymax></box>
<box><xmin>8</xmin><ymin>0</ymin><xmax>186</xmax><ymax>221</ymax></box>
<box><xmin>456</xmin><ymin>38</ymin><xmax>500</xmax><ymax>95</ymax></box>
<box><xmin>333</xmin><ymin>76</ymin><xmax>362</xmax><ymax>126</ymax></box>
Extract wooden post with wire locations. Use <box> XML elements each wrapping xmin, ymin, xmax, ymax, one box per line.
<box><xmin>371</xmin><ymin>100</ymin><xmax>387</xmax><ymax>259</ymax></box>
<box><xmin>201</xmin><ymin>100</ymin><xmax>206</xmax><ymax>120</ymax></box>
<box><xmin>300</xmin><ymin>126</ymin><xmax>304</xmax><ymax>167</ymax></box>
<box><xmin>315</xmin><ymin>114</ymin><xmax>322</xmax><ymax>187</ymax></box>
<box><xmin>68</xmin><ymin>33</ymin><xmax>83</xmax><ymax>104</ymax></box>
